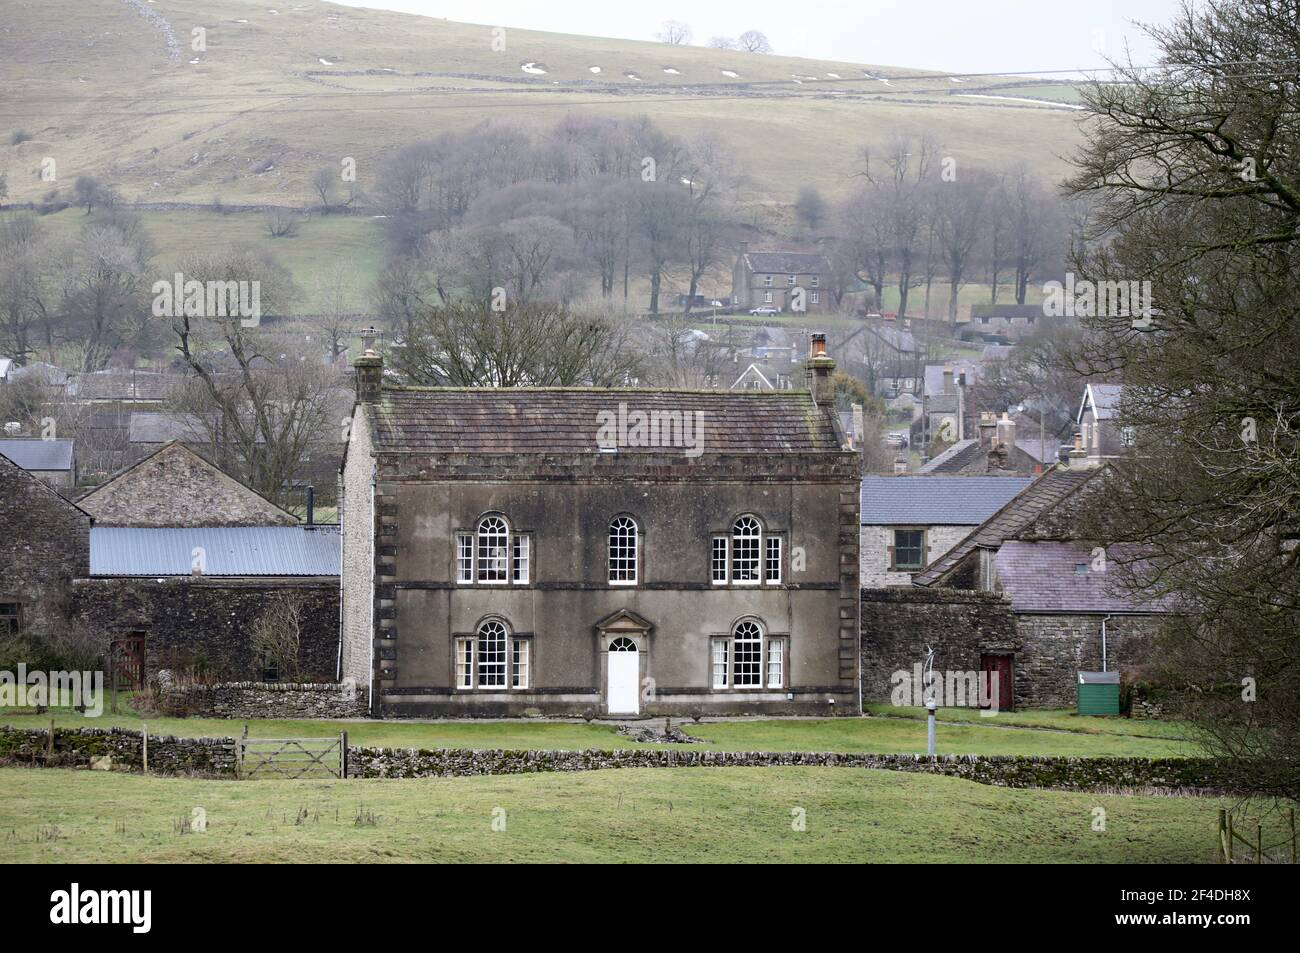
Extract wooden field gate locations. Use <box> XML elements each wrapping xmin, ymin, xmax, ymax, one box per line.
<box><xmin>1218</xmin><ymin>807</ymin><xmax>1297</xmax><ymax>864</ymax></box>
<box><xmin>237</xmin><ymin>730</ymin><xmax>349</xmax><ymax>780</ymax></box>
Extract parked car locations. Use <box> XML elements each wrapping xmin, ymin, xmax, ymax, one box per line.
<box><xmin>749</xmin><ymin>306</ymin><xmax>779</xmax><ymax>316</ymax></box>
<box><xmin>886</xmin><ymin>432</ymin><xmax>909</xmax><ymax>448</ymax></box>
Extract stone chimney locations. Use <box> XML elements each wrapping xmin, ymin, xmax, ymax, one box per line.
<box><xmin>1067</xmin><ymin>430</ymin><xmax>1095</xmax><ymax>469</ymax></box>
<box><xmin>354</xmin><ymin>326</ymin><xmax>383</xmax><ymax>404</ymax></box>
<box><xmin>996</xmin><ymin>412</ymin><xmax>1016</xmax><ymax>452</ymax></box>
<box><xmin>943</xmin><ymin>364</ymin><xmax>954</xmax><ymax>395</ymax></box>
<box><xmin>806</xmin><ymin>332</ymin><xmax>835</xmax><ymax>406</ymax></box>
<box><xmin>978</xmin><ymin>411</ymin><xmax>997</xmax><ymax>450</ymax></box>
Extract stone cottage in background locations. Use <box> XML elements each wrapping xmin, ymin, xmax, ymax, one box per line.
<box><xmin>730</xmin><ymin>245</ymin><xmax>833</xmax><ymax>313</ymax></box>
<box><xmin>341</xmin><ymin>334</ymin><xmax>860</xmax><ymax>717</ymax></box>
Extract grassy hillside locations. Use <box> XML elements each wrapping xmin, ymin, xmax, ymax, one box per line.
<box><xmin>0</xmin><ymin>0</ymin><xmax>1086</xmax><ymax>209</ymax></box>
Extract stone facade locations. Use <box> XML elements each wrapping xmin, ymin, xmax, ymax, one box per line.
<box><xmin>859</xmin><ymin>524</ymin><xmax>971</xmax><ymax>587</ymax></box>
<box><xmin>861</xmin><ymin>586</ymin><xmax>1018</xmax><ymax>704</ymax></box>
<box><xmin>72</xmin><ymin>577</ymin><xmax>339</xmax><ymax>680</ymax></box>
<box><xmin>1014</xmin><ymin>614</ymin><xmax>1163</xmax><ymax>708</ymax></box>
<box><xmin>77</xmin><ymin>441</ymin><xmax>298</xmax><ymax>527</ymax></box>
<box><xmin>342</xmin><ymin>359</ymin><xmax>860</xmax><ymax>719</ymax></box>
<box><xmin>0</xmin><ymin>454</ymin><xmax>90</xmax><ymax>639</ymax></box>
<box><xmin>860</xmin><ymin>586</ymin><xmax>1164</xmax><ymax>710</ymax></box>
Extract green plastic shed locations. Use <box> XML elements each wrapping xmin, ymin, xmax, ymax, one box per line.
<box><xmin>1077</xmin><ymin>671</ymin><xmax>1121</xmax><ymax>716</ymax></box>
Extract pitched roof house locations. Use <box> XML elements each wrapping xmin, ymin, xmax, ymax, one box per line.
<box><xmin>859</xmin><ymin>474</ymin><xmax>1031</xmax><ymax>587</ymax></box>
<box><xmin>341</xmin><ymin>334</ymin><xmax>860</xmax><ymax>717</ymax></box>
<box><xmin>910</xmin><ymin>454</ymin><xmax>1176</xmax><ymax>707</ymax></box>
<box><xmin>730</xmin><ymin>246</ymin><xmax>832</xmax><ymax>312</ymax></box>
<box><xmin>1077</xmin><ymin>382</ymin><xmax>1132</xmax><ymax>458</ymax></box>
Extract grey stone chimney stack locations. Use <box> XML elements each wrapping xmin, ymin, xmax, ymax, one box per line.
<box><xmin>354</xmin><ymin>326</ymin><xmax>383</xmax><ymax>404</ymax></box>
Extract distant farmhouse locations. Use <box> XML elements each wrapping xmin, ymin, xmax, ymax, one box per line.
<box><xmin>859</xmin><ymin>475</ymin><xmax>1032</xmax><ymax>586</ymax></box>
<box><xmin>730</xmin><ymin>244</ymin><xmax>832</xmax><ymax>313</ymax></box>
<box><xmin>341</xmin><ymin>334</ymin><xmax>860</xmax><ymax>717</ymax></box>
<box><xmin>967</xmin><ymin>303</ymin><xmax>1053</xmax><ymax>342</ymax></box>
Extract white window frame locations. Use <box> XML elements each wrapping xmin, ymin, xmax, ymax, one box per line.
<box><xmin>711</xmin><ymin>638</ymin><xmax>730</xmax><ymax>689</ymax></box>
<box><xmin>763</xmin><ymin>290</ymin><xmax>773</xmax><ymax>304</ymax></box>
<box><xmin>512</xmin><ymin>638</ymin><xmax>530</xmax><ymax>689</ymax></box>
<box><xmin>787</xmin><ymin>274</ymin><xmax>796</xmax><ymax>286</ymax></box>
<box><xmin>512</xmin><ymin>534</ymin><xmax>530</xmax><ymax>584</ymax></box>
<box><xmin>764</xmin><ymin>275</ymin><xmax>773</xmax><ymax>287</ymax></box>
<box><xmin>766</xmin><ymin>637</ymin><xmax>786</xmax><ymax>689</ymax></box>
<box><xmin>608</xmin><ymin>516</ymin><xmax>639</xmax><ymax>585</ymax></box>
<box><xmin>810</xmin><ymin>291</ymin><xmax>820</xmax><ymax>305</ymax></box>
<box><xmin>732</xmin><ymin>620</ymin><xmax>764</xmax><ymax>688</ymax></box>
<box><xmin>456</xmin><ymin>533</ymin><xmax>474</xmax><ymax>584</ymax></box>
<box><xmin>711</xmin><ymin>536</ymin><xmax>729</xmax><ymax>585</ymax></box>
<box><xmin>730</xmin><ymin>515</ymin><xmax>762</xmax><ymax>586</ymax></box>
<box><xmin>454</xmin><ymin>637</ymin><xmax>474</xmax><ymax>689</ymax></box>
<box><xmin>476</xmin><ymin>619</ymin><xmax>509</xmax><ymax>688</ymax></box>
<box><xmin>476</xmin><ymin>515</ymin><xmax>510</xmax><ymax>583</ymax></box>
<box><xmin>765</xmin><ymin>536</ymin><xmax>783</xmax><ymax>584</ymax></box>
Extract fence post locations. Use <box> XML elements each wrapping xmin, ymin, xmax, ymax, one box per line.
<box><xmin>1256</xmin><ymin>821</ymin><xmax>1263</xmax><ymax>864</ymax></box>
<box><xmin>340</xmin><ymin>731</ymin><xmax>348</xmax><ymax>779</ymax></box>
<box><xmin>46</xmin><ymin>718</ymin><xmax>54</xmax><ymax>760</ymax></box>
<box><xmin>1290</xmin><ymin>809</ymin><xmax>1296</xmax><ymax>866</ymax></box>
<box><xmin>1217</xmin><ymin>808</ymin><xmax>1227</xmax><ymax>864</ymax></box>
<box><xmin>142</xmin><ymin>722</ymin><xmax>148</xmax><ymax>774</ymax></box>
<box><xmin>1225</xmin><ymin>812</ymin><xmax>1234</xmax><ymax>864</ymax></box>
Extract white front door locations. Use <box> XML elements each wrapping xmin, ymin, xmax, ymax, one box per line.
<box><xmin>607</xmin><ymin>638</ymin><xmax>640</xmax><ymax>715</ymax></box>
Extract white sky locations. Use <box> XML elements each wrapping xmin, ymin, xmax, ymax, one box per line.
<box><xmin>331</xmin><ymin>0</ymin><xmax>1186</xmax><ymax>74</ymax></box>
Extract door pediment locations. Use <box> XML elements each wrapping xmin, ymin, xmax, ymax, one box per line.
<box><xmin>593</xmin><ymin>608</ymin><xmax>653</xmax><ymax>636</ymax></box>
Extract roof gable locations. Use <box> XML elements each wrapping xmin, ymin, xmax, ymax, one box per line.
<box><xmin>742</xmin><ymin>250</ymin><xmax>830</xmax><ymax>274</ymax></box>
<box><xmin>912</xmin><ymin>464</ymin><xmax>1107</xmax><ymax>585</ymax></box>
<box><xmin>77</xmin><ymin>441</ymin><xmax>298</xmax><ymax>527</ymax></box>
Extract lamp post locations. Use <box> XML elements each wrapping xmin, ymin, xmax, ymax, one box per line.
<box><xmin>924</xmin><ymin>645</ymin><xmax>937</xmax><ymax>756</ymax></box>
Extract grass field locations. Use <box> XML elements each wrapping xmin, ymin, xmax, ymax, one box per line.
<box><xmin>0</xmin><ymin>765</ymin><xmax>1258</xmax><ymax>863</ymax></box>
<box><xmin>0</xmin><ymin>706</ymin><xmax>1197</xmax><ymax>758</ymax></box>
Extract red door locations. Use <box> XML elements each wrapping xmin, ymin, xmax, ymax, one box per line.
<box><xmin>980</xmin><ymin>654</ymin><xmax>1014</xmax><ymax>712</ymax></box>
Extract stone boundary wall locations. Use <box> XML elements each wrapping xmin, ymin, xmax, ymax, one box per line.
<box><xmin>165</xmin><ymin>681</ymin><xmax>369</xmax><ymax>719</ymax></box>
<box><xmin>0</xmin><ymin>726</ymin><xmax>237</xmax><ymax>775</ymax></box>
<box><xmin>347</xmin><ymin>746</ymin><xmax>1242</xmax><ymax>793</ymax></box>
<box><xmin>0</xmin><ymin>727</ymin><xmax>1243</xmax><ymax>793</ymax></box>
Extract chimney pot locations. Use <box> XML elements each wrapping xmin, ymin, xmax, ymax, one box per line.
<box><xmin>805</xmin><ymin>331</ymin><xmax>835</xmax><ymax>405</ymax></box>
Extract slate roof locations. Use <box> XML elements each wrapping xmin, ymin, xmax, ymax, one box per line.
<box><xmin>370</xmin><ymin>387</ymin><xmax>842</xmax><ymax>455</ymax></box>
<box><xmin>923</xmin><ymin>361</ymin><xmax>979</xmax><ymax>397</ymax></box>
<box><xmin>860</xmin><ymin>475</ymin><xmax>1031</xmax><ymax>525</ymax></box>
<box><xmin>868</xmin><ymin>326</ymin><xmax>916</xmax><ymax>353</ymax></box>
<box><xmin>742</xmin><ymin>251</ymin><xmax>830</xmax><ymax>275</ymax></box>
<box><xmin>996</xmin><ymin>541</ymin><xmax>1174</xmax><ymax>614</ymax></box>
<box><xmin>0</xmin><ymin>438</ymin><xmax>74</xmax><ymax>471</ymax></box>
<box><xmin>981</xmin><ymin>345</ymin><xmax>1014</xmax><ymax>362</ymax></box>
<box><xmin>90</xmin><ymin>526</ymin><xmax>339</xmax><ymax>576</ymax></box>
<box><xmin>919</xmin><ymin>439</ymin><xmax>977</xmax><ymax>472</ymax></box>
<box><xmin>67</xmin><ymin>370</ymin><xmax>180</xmax><ymax>401</ymax></box>
<box><xmin>913</xmin><ymin>465</ymin><xmax>1104</xmax><ymax>586</ymax></box>
<box><xmin>128</xmin><ymin>412</ymin><xmax>210</xmax><ymax>444</ymax></box>
<box><xmin>970</xmin><ymin>304</ymin><xmax>1044</xmax><ymax>319</ymax></box>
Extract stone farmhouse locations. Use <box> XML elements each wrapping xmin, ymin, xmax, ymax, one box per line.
<box><xmin>730</xmin><ymin>245</ymin><xmax>832</xmax><ymax>313</ymax></box>
<box><xmin>340</xmin><ymin>336</ymin><xmax>860</xmax><ymax>717</ymax></box>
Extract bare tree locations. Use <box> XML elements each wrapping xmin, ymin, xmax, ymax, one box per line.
<box><xmin>737</xmin><ymin>30</ymin><xmax>773</xmax><ymax>53</ymax></box>
<box><xmin>932</xmin><ymin>169</ymin><xmax>995</xmax><ymax>323</ymax></box>
<box><xmin>860</xmin><ymin>135</ymin><xmax>939</xmax><ymax>317</ymax></box>
<box><xmin>795</xmin><ymin>185</ymin><xmax>828</xmax><ymax>232</ymax></box>
<box><xmin>248</xmin><ymin>591</ymin><xmax>305</xmax><ymax>681</ymax></box>
<box><xmin>657</xmin><ymin>20</ymin><xmax>693</xmax><ymax>45</ymax></box>
<box><xmin>265</xmin><ymin>208</ymin><xmax>299</xmax><ymax>238</ymax></box>
<box><xmin>394</xmin><ymin>301</ymin><xmax>642</xmax><ymax>387</ymax></box>
<box><xmin>708</xmin><ymin>36</ymin><xmax>737</xmax><ymax>49</ymax></box>
<box><xmin>311</xmin><ymin>166</ymin><xmax>335</xmax><ymax>212</ymax></box>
